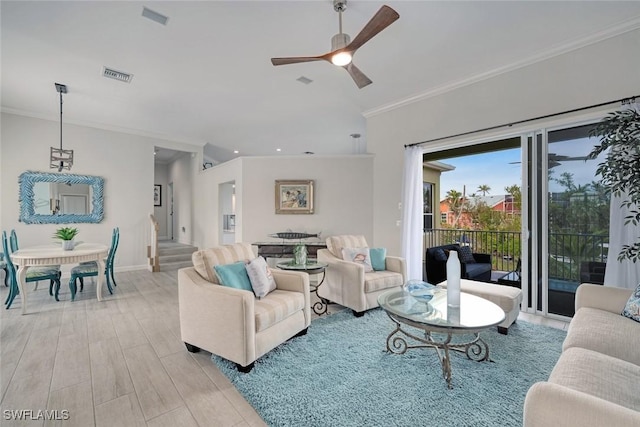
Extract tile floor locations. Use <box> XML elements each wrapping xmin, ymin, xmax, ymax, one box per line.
<box><xmin>0</xmin><ymin>269</ymin><xmax>567</xmax><ymax>426</ymax></box>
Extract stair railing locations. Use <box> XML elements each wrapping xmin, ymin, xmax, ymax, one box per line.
<box><xmin>148</xmin><ymin>214</ymin><xmax>160</xmax><ymax>272</ymax></box>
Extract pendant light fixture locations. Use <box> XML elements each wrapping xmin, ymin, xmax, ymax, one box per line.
<box><xmin>50</xmin><ymin>82</ymin><xmax>73</xmax><ymax>172</ymax></box>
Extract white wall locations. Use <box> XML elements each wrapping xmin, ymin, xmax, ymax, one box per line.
<box><xmin>0</xmin><ymin>113</ymin><xmax>201</xmax><ymax>271</ymax></box>
<box><xmin>167</xmin><ymin>153</ymin><xmax>196</xmax><ymax>245</ymax></box>
<box><xmin>367</xmin><ymin>28</ymin><xmax>640</xmax><ymax>256</ymax></box>
<box><xmin>241</xmin><ymin>155</ymin><xmax>374</xmax><ymax>245</ymax></box>
<box><xmin>192</xmin><ymin>158</ymin><xmax>243</xmax><ymax>250</ymax></box>
<box><xmin>191</xmin><ymin>155</ymin><xmax>374</xmax><ymax>251</ymax></box>
<box><xmin>153</xmin><ymin>163</ymin><xmax>169</xmax><ymax>238</ymax></box>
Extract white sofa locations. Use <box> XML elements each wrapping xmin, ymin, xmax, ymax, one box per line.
<box><xmin>523</xmin><ymin>284</ymin><xmax>640</xmax><ymax>426</ymax></box>
<box><xmin>178</xmin><ymin>243</ymin><xmax>310</xmax><ymax>372</ymax></box>
<box><xmin>316</xmin><ymin>235</ymin><xmax>406</xmax><ymax>316</ymax></box>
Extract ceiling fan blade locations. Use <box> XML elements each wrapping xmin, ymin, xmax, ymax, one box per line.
<box><xmin>346</xmin><ymin>5</ymin><xmax>399</xmax><ymax>53</ymax></box>
<box><xmin>271</xmin><ymin>56</ymin><xmax>327</xmax><ymax>66</ymax></box>
<box><xmin>343</xmin><ymin>63</ymin><xmax>372</xmax><ymax>89</ymax></box>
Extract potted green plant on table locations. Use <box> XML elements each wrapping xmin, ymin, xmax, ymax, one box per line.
<box><xmin>53</xmin><ymin>227</ymin><xmax>79</xmax><ymax>251</ymax></box>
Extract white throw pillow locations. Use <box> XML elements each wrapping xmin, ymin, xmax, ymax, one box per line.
<box><xmin>246</xmin><ymin>256</ymin><xmax>276</xmax><ymax>298</ymax></box>
<box><xmin>342</xmin><ymin>247</ymin><xmax>373</xmax><ymax>272</ymax></box>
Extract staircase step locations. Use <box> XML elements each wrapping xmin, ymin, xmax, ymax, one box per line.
<box><xmin>160</xmin><ymin>260</ymin><xmax>193</xmax><ymax>271</ymax></box>
<box><xmin>158</xmin><ymin>246</ymin><xmax>198</xmax><ymax>257</ymax></box>
<box><xmin>159</xmin><ymin>253</ymin><xmax>193</xmax><ymax>263</ymax></box>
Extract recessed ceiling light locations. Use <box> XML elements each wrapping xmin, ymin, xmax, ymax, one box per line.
<box><xmin>233</xmin><ymin>150</ymin><xmax>239</xmax><ymax>154</ymax></box>
<box><xmin>142</xmin><ymin>7</ymin><xmax>169</xmax><ymax>25</ymax></box>
<box><xmin>276</xmin><ymin>148</ymin><xmax>282</xmax><ymax>152</ymax></box>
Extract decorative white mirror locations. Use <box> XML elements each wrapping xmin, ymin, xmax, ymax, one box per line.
<box><xmin>19</xmin><ymin>171</ymin><xmax>104</xmax><ymax>224</ymax></box>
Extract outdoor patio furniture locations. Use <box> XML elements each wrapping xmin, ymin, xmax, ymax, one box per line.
<box><xmin>425</xmin><ymin>244</ymin><xmax>492</xmax><ymax>284</ymax></box>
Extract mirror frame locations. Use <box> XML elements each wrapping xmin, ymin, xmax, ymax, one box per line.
<box><xmin>19</xmin><ymin>171</ymin><xmax>105</xmax><ymax>224</ymax></box>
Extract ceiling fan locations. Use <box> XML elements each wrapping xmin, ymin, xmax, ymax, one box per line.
<box><xmin>509</xmin><ymin>153</ymin><xmax>590</xmax><ymax>169</ymax></box>
<box><xmin>270</xmin><ymin>1</ymin><xmax>399</xmax><ymax>89</ymax></box>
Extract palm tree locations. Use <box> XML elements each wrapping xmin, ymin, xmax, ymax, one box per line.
<box><xmin>477</xmin><ymin>184</ymin><xmax>491</xmax><ymax>196</ymax></box>
<box><xmin>445</xmin><ymin>189</ymin><xmax>464</xmax><ymax>227</ymax></box>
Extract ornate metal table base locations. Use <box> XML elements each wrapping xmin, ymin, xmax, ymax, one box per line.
<box><xmin>276</xmin><ymin>261</ymin><xmax>329</xmax><ymax>316</ymax></box>
<box><xmin>310</xmin><ymin>270</ymin><xmax>329</xmax><ymax>315</ymax></box>
<box><xmin>384</xmin><ymin>312</ymin><xmax>491</xmax><ymax>389</ymax></box>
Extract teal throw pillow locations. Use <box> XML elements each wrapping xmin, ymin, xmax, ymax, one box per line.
<box><xmin>621</xmin><ymin>283</ymin><xmax>640</xmax><ymax>323</ymax></box>
<box><xmin>214</xmin><ymin>261</ymin><xmax>253</xmax><ymax>292</ymax></box>
<box><xmin>370</xmin><ymin>248</ymin><xmax>387</xmax><ymax>271</ymax></box>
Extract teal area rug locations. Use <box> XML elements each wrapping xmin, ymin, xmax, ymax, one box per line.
<box><xmin>211</xmin><ymin>308</ymin><xmax>566</xmax><ymax>427</ymax></box>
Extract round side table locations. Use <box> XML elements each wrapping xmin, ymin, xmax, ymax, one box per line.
<box><xmin>276</xmin><ymin>261</ymin><xmax>329</xmax><ymax>315</ymax></box>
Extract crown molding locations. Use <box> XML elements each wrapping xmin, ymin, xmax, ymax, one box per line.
<box><xmin>363</xmin><ymin>16</ymin><xmax>640</xmax><ymax>119</ymax></box>
<box><xmin>1</xmin><ymin>107</ymin><xmax>206</xmax><ymax>148</ymax></box>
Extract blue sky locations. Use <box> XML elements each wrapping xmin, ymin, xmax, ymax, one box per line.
<box><xmin>439</xmin><ymin>149</ymin><xmax>521</xmax><ymax>199</ymax></box>
<box><xmin>438</xmin><ymin>140</ymin><xmax>603</xmax><ymax>200</ymax></box>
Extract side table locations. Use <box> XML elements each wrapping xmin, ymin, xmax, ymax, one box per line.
<box><xmin>276</xmin><ymin>261</ymin><xmax>329</xmax><ymax>315</ymax></box>
<box><xmin>497</xmin><ymin>271</ymin><xmax>521</xmax><ymax>288</ymax></box>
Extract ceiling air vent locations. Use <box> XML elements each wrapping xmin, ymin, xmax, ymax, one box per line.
<box><xmin>296</xmin><ymin>76</ymin><xmax>313</xmax><ymax>85</ymax></box>
<box><xmin>102</xmin><ymin>67</ymin><xmax>133</xmax><ymax>83</ymax></box>
<box><xmin>142</xmin><ymin>7</ymin><xmax>169</xmax><ymax>25</ymax></box>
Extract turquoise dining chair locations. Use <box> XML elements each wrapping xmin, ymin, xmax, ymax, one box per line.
<box><xmin>79</xmin><ymin>226</ymin><xmax>119</xmax><ymax>288</ymax></box>
<box><xmin>9</xmin><ymin>229</ymin><xmax>60</xmax><ymax>292</ymax></box>
<box><xmin>0</xmin><ymin>252</ymin><xmax>8</xmax><ymax>287</ymax></box>
<box><xmin>68</xmin><ymin>227</ymin><xmax>119</xmax><ymax>301</ymax></box>
<box><xmin>2</xmin><ymin>230</ymin><xmax>62</xmax><ymax>308</ymax></box>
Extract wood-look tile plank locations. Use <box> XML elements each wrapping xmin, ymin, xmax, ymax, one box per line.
<box><xmin>86</xmin><ymin>312</ymin><xmax>117</xmax><ymax>344</ymax></box>
<box><xmin>12</xmin><ymin>326</ymin><xmax>59</xmax><ymax>379</ymax></box>
<box><xmin>161</xmin><ymin>352</ymin><xmax>244</xmax><ymax>426</ymax></box>
<box><xmin>146</xmin><ymin>406</ymin><xmax>198</xmax><ymax>427</ymax></box>
<box><xmin>95</xmin><ymin>393</ymin><xmax>146</xmax><ymax>427</ymax></box>
<box><xmin>44</xmin><ymin>381</ymin><xmax>94</xmax><ymax>427</ymax></box>
<box><xmin>192</xmin><ymin>352</ymin><xmax>267</xmax><ymax>427</ymax></box>
<box><xmin>137</xmin><ymin>317</ymin><xmax>183</xmax><ymax>358</ymax></box>
<box><xmin>89</xmin><ymin>337</ymin><xmax>135</xmax><ymax>405</ymax></box>
<box><xmin>122</xmin><ymin>343</ymin><xmax>183</xmax><ymax>420</ymax></box>
<box><xmin>1</xmin><ymin>361</ymin><xmax>18</xmax><ymax>401</ymax></box>
<box><xmin>50</xmin><ymin>333</ymin><xmax>91</xmax><ymax>391</ymax></box>
<box><xmin>58</xmin><ymin>301</ymin><xmax>88</xmax><ymax>338</ymax></box>
<box><xmin>126</xmin><ymin>296</ymin><xmax>156</xmax><ymax>321</ymax></box>
<box><xmin>111</xmin><ymin>313</ymin><xmax>149</xmax><ymax>350</ymax></box>
<box><xmin>1</xmin><ymin>373</ymin><xmax>51</xmax><ymax>427</ymax></box>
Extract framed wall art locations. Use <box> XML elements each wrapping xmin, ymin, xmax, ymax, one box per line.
<box><xmin>154</xmin><ymin>184</ymin><xmax>162</xmax><ymax>207</ymax></box>
<box><xmin>275</xmin><ymin>180</ymin><xmax>314</xmax><ymax>214</ymax></box>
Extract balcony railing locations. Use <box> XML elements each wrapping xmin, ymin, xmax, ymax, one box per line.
<box><xmin>424</xmin><ymin>228</ymin><xmax>608</xmax><ymax>283</ymax></box>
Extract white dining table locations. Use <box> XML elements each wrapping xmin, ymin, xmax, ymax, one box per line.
<box><xmin>10</xmin><ymin>242</ymin><xmax>109</xmax><ymax>314</ymax></box>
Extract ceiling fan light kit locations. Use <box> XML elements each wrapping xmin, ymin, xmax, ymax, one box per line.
<box><xmin>270</xmin><ymin>1</ymin><xmax>399</xmax><ymax>88</ymax></box>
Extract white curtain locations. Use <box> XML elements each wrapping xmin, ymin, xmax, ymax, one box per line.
<box><xmin>604</xmin><ymin>101</ymin><xmax>640</xmax><ymax>289</ymax></box>
<box><xmin>605</xmin><ymin>190</ymin><xmax>640</xmax><ymax>289</ymax></box>
<box><xmin>401</xmin><ymin>146</ymin><xmax>424</xmax><ymax>281</ymax></box>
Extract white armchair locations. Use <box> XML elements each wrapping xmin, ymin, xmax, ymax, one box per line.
<box><xmin>317</xmin><ymin>235</ymin><xmax>406</xmax><ymax>316</ymax></box>
<box><xmin>178</xmin><ymin>243</ymin><xmax>310</xmax><ymax>372</ymax></box>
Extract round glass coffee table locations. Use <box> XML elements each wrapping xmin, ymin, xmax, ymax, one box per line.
<box><xmin>276</xmin><ymin>261</ymin><xmax>329</xmax><ymax>315</ymax></box>
<box><xmin>378</xmin><ymin>287</ymin><xmax>505</xmax><ymax>388</ymax></box>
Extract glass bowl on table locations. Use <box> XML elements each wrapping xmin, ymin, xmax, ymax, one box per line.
<box><xmin>403</xmin><ymin>280</ymin><xmax>438</xmax><ymax>304</ymax></box>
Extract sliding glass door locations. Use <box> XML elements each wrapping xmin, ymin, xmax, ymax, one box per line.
<box><xmin>543</xmin><ymin>124</ymin><xmax>609</xmax><ymax>316</ymax></box>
